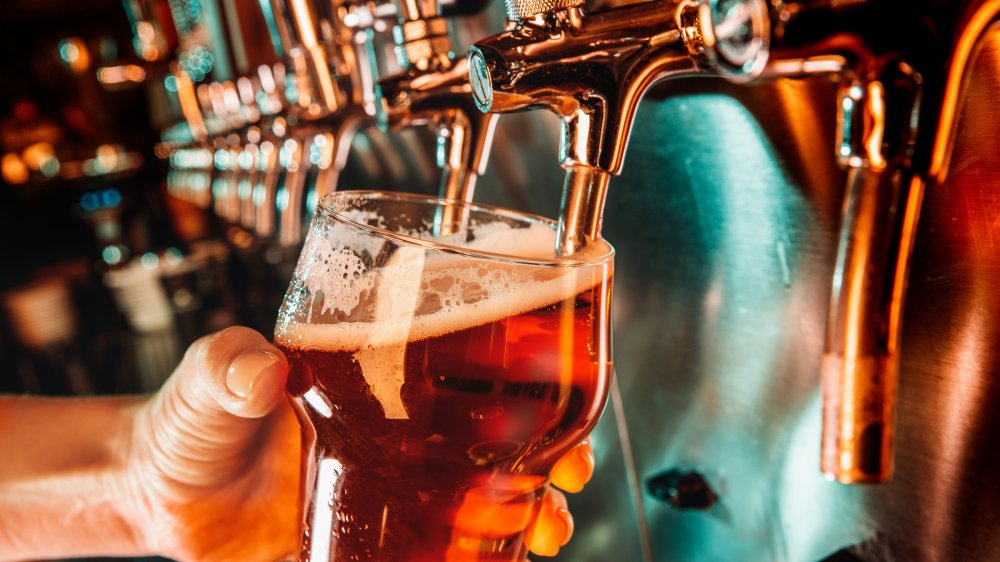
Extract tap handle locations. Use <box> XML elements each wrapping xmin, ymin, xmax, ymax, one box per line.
<box><xmin>505</xmin><ymin>0</ymin><xmax>582</xmax><ymax>21</ymax></box>
<box><xmin>821</xmin><ymin>63</ymin><xmax>921</xmax><ymax>484</ymax></box>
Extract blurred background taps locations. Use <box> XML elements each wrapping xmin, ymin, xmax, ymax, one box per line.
<box><xmin>2</xmin><ymin>0</ymin><xmax>1000</xmax><ymax>561</ymax></box>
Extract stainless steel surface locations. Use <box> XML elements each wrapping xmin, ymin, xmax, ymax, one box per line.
<box><xmin>554</xmin><ymin>24</ymin><xmax>1000</xmax><ymax>562</ymax></box>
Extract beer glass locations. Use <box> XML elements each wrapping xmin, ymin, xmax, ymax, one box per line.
<box><xmin>275</xmin><ymin>191</ymin><xmax>614</xmax><ymax>562</ymax></box>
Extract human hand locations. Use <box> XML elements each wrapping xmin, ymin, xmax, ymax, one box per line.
<box><xmin>123</xmin><ymin>326</ymin><xmax>595</xmax><ymax>562</ymax></box>
<box><xmin>124</xmin><ymin>327</ymin><xmax>298</xmax><ymax>562</ymax></box>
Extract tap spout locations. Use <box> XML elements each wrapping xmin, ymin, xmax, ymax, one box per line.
<box><xmin>469</xmin><ymin>0</ymin><xmax>769</xmax><ymax>255</ymax></box>
<box><xmin>469</xmin><ymin>0</ymin><xmax>770</xmax><ymax>176</ymax></box>
<box><xmin>370</xmin><ymin>2</ymin><xmax>501</xmax><ymax>235</ymax></box>
<box><xmin>375</xmin><ymin>57</ymin><xmax>499</xmax><ymax>202</ymax></box>
<box><xmin>557</xmin><ymin>165</ymin><xmax>611</xmax><ymax>255</ymax></box>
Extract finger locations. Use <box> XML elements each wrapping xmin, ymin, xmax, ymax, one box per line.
<box><xmin>527</xmin><ymin>488</ymin><xmax>573</xmax><ymax>557</ymax></box>
<box><xmin>550</xmin><ymin>441</ymin><xmax>595</xmax><ymax>493</ymax></box>
<box><xmin>179</xmin><ymin>326</ymin><xmax>289</xmax><ymax>419</ymax></box>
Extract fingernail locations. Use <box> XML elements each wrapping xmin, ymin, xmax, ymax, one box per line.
<box><xmin>227</xmin><ymin>349</ymin><xmax>280</xmax><ymax>398</ymax></box>
<box><xmin>556</xmin><ymin>507</ymin><xmax>574</xmax><ymax>546</ymax></box>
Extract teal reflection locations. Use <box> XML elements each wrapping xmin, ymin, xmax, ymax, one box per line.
<box><xmin>597</xmin><ymin>92</ymin><xmax>852</xmax><ymax>561</ymax></box>
<box><xmin>256</xmin><ymin>0</ymin><xmax>286</xmax><ymax>58</ymax></box>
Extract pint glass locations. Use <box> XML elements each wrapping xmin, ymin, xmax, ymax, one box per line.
<box><xmin>275</xmin><ymin>191</ymin><xmax>614</xmax><ymax>562</ymax></box>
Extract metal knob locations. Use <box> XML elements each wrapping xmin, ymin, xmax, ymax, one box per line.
<box><xmin>505</xmin><ymin>0</ymin><xmax>583</xmax><ymax>21</ymax></box>
<box><xmin>679</xmin><ymin>0</ymin><xmax>770</xmax><ymax>80</ymax></box>
<box><xmin>704</xmin><ymin>0</ymin><xmax>770</xmax><ymax>78</ymax></box>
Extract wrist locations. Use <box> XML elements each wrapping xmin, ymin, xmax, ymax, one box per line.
<box><xmin>0</xmin><ymin>395</ymin><xmax>153</xmax><ymax>560</ymax></box>
<box><xmin>107</xmin><ymin>396</ymin><xmax>154</xmax><ymax>557</ymax></box>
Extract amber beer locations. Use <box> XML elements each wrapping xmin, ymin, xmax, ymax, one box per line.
<box><xmin>275</xmin><ymin>192</ymin><xmax>613</xmax><ymax>562</ymax></box>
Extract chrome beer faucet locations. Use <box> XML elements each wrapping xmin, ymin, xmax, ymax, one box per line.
<box><xmin>262</xmin><ymin>0</ymin><xmax>376</xmax><ymax>245</ymax></box>
<box><xmin>760</xmin><ymin>0</ymin><xmax>1000</xmax><ymax>484</ymax></box>
<box><xmin>758</xmin><ymin>11</ymin><xmax>923</xmax><ymax>484</ymax></box>
<box><xmin>468</xmin><ymin>0</ymin><xmax>771</xmax><ymax>254</ymax></box>
<box><xmin>370</xmin><ymin>0</ymin><xmax>499</xmax><ymax>226</ymax></box>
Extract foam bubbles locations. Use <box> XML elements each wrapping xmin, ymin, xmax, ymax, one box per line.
<box><xmin>277</xmin><ymin>220</ymin><xmax>609</xmax><ymax>353</ymax></box>
<box><xmin>300</xmin><ymin>237</ymin><xmax>374</xmax><ymax>318</ymax></box>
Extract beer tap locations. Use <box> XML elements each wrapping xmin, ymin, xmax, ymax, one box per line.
<box><xmin>468</xmin><ymin>0</ymin><xmax>771</xmax><ymax>254</ymax></box>
<box><xmin>263</xmin><ymin>0</ymin><xmax>375</xmax><ymax>246</ymax></box>
<box><xmin>369</xmin><ymin>0</ymin><xmax>500</xmax><ymax>231</ymax></box>
<box><xmin>759</xmin><ymin>0</ymin><xmax>1000</xmax><ymax>484</ymax></box>
<box><xmin>195</xmin><ymin>82</ymin><xmax>239</xmax><ymax>224</ymax></box>
<box><xmin>753</xmin><ymin>15</ymin><xmax>923</xmax><ymax>484</ymax></box>
<box><xmin>167</xmin><ymin>66</ymin><xmax>214</xmax><ymax>208</ymax></box>
<box><xmin>251</xmin><ymin>63</ymin><xmax>293</xmax><ymax>239</ymax></box>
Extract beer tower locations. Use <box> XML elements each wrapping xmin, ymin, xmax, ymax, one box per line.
<box><xmin>128</xmin><ymin>0</ymin><xmax>1000</xmax><ymax>558</ymax></box>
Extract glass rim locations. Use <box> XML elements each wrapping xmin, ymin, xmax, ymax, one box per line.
<box><xmin>316</xmin><ymin>191</ymin><xmax>614</xmax><ymax>267</ymax></box>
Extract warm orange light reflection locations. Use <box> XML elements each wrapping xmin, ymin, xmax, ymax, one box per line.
<box><xmin>21</xmin><ymin>143</ymin><xmax>55</xmax><ymax>170</ymax></box>
<box><xmin>864</xmin><ymin>81</ymin><xmax>887</xmax><ymax>170</ymax></box>
<box><xmin>445</xmin><ymin>475</ymin><xmax>546</xmax><ymax>562</ymax></box>
<box><xmin>2</xmin><ymin>153</ymin><xmax>30</xmax><ymax>184</ymax></box>
<box><xmin>97</xmin><ymin>65</ymin><xmax>147</xmax><ymax>84</ymax></box>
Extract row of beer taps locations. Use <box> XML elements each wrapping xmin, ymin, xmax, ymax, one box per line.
<box><xmin>162</xmin><ymin>0</ymin><xmax>1000</xmax><ymax>484</ymax></box>
<box><xmin>166</xmin><ymin>0</ymin><xmax>494</xmax><ymax>245</ymax></box>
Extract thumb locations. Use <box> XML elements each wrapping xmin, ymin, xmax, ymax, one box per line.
<box><xmin>137</xmin><ymin>327</ymin><xmax>289</xmax><ymax>490</ymax></box>
<box><xmin>180</xmin><ymin>326</ymin><xmax>289</xmax><ymax>420</ymax></box>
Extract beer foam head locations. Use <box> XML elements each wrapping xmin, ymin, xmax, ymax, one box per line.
<box><xmin>275</xmin><ymin>221</ymin><xmax>611</xmax><ymax>352</ymax></box>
